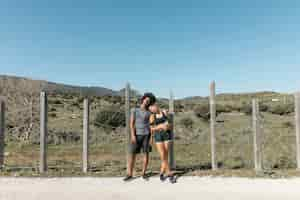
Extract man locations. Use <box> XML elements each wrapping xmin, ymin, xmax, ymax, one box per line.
<box><xmin>123</xmin><ymin>92</ymin><xmax>156</xmax><ymax>181</ymax></box>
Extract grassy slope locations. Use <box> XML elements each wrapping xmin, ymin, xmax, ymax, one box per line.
<box><xmin>1</xmin><ymin>90</ymin><xmax>298</xmax><ymax>177</ymax></box>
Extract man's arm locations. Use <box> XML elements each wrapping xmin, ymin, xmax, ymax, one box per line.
<box><xmin>130</xmin><ymin>109</ymin><xmax>136</xmax><ymax>144</ymax></box>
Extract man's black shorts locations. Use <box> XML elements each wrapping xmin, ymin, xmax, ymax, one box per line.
<box><xmin>128</xmin><ymin>135</ymin><xmax>152</xmax><ymax>154</ymax></box>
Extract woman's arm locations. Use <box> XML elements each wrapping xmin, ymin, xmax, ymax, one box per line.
<box><xmin>162</xmin><ymin>109</ymin><xmax>173</xmax><ymax>131</ymax></box>
<box><xmin>149</xmin><ymin>114</ymin><xmax>169</xmax><ymax>132</ymax></box>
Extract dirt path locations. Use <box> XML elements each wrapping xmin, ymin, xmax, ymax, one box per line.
<box><xmin>0</xmin><ymin>176</ymin><xmax>299</xmax><ymax>200</ymax></box>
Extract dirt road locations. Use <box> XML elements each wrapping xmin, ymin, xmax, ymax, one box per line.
<box><xmin>0</xmin><ymin>176</ymin><xmax>299</xmax><ymax>200</ymax></box>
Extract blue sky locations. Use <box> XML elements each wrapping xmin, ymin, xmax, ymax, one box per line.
<box><xmin>1</xmin><ymin>0</ymin><xmax>300</xmax><ymax>98</ymax></box>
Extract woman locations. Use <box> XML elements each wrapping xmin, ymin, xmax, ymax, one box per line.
<box><xmin>149</xmin><ymin>103</ymin><xmax>176</xmax><ymax>183</ymax></box>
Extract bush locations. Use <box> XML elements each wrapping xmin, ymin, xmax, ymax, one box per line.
<box><xmin>53</xmin><ymin>99</ymin><xmax>63</xmax><ymax>105</ymax></box>
<box><xmin>49</xmin><ymin>99</ymin><xmax>63</xmax><ymax>105</ymax></box>
<box><xmin>50</xmin><ymin>107</ymin><xmax>57</xmax><ymax>112</ymax></box>
<box><xmin>48</xmin><ymin>130</ymin><xmax>81</xmax><ymax>145</ymax></box>
<box><xmin>239</xmin><ymin>104</ymin><xmax>252</xmax><ymax>115</ymax></box>
<box><xmin>259</xmin><ymin>103</ymin><xmax>269</xmax><ymax>112</ymax></box>
<box><xmin>94</xmin><ymin>108</ymin><xmax>125</xmax><ymax>129</ymax></box>
<box><xmin>269</xmin><ymin>104</ymin><xmax>294</xmax><ymax>115</ymax></box>
<box><xmin>223</xmin><ymin>156</ymin><xmax>245</xmax><ymax>169</ymax></box>
<box><xmin>49</xmin><ymin>113</ymin><xmax>57</xmax><ymax>118</ymax></box>
<box><xmin>180</xmin><ymin>117</ymin><xmax>194</xmax><ymax>129</ymax></box>
<box><xmin>71</xmin><ymin>102</ymin><xmax>80</xmax><ymax>108</ymax></box>
<box><xmin>272</xmin><ymin>155</ymin><xmax>295</xmax><ymax>169</ymax></box>
<box><xmin>283</xmin><ymin>121</ymin><xmax>293</xmax><ymax>128</ymax></box>
<box><xmin>216</xmin><ymin>104</ymin><xmax>233</xmax><ymax>113</ymax></box>
<box><xmin>174</xmin><ymin>103</ymin><xmax>184</xmax><ymax>112</ymax></box>
<box><xmin>194</xmin><ymin>104</ymin><xmax>210</xmax><ymax>121</ymax></box>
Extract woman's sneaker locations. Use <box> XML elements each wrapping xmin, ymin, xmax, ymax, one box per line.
<box><xmin>168</xmin><ymin>175</ymin><xmax>177</xmax><ymax>184</ymax></box>
<box><xmin>159</xmin><ymin>173</ymin><xmax>166</xmax><ymax>182</ymax></box>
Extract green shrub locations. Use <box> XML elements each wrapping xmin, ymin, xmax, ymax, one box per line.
<box><xmin>216</xmin><ymin>104</ymin><xmax>233</xmax><ymax>113</ymax></box>
<box><xmin>272</xmin><ymin>155</ymin><xmax>295</xmax><ymax>169</ymax></box>
<box><xmin>50</xmin><ymin>107</ymin><xmax>57</xmax><ymax>112</ymax></box>
<box><xmin>239</xmin><ymin>104</ymin><xmax>252</xmax><ymax>115</ymax></box>
<box><xmin>174</xmin><ymin>102</ymin><xmax>184</xmax><ymax>112</ymax></box>
<box><xmin>71</xmin><ymin>102</ymin><xmax>80</xmax><ymax>108</ymax></box>
<box><xmin>269</xmin><ymin>104</ymin><xmax>294</xmax><ymax>115</ymax></box>
<box><xmin>180</xmin><ymin>117</ymin><xmax>194</xmax><ymax>129</ymax></box>
<box><xmin>53</xmin><ymin>99</ymin><xmax>63</xmax><ymax>104</ymax></box>
<box><xmin>259</xmin><ymin>103</ymin><xmax>269</xmax><ymax>112</ymax></box>
<box><xmin>283</xmin><ymin>121</ymin><xmax>293</xmax><ymax>128</ymax></box>
<box><xmin>223</xmin><ymin>156</ymin><xmax>245</xmax><ymax>169</ymax></box>
<box><xmin>49</xmin><ymin>113</ymin><xmax>57</xmax><ymax>118</ymax></box>
<box><xmin>49</xmin><ymin>99</ymin><xmax>63</xmax><ymax>105</ymax></box>
<box><xmin>94</xmin><ymin>108</ymin><xmax>125</xmax><ymax>129</ymax></box>
<box><xmin>194</xmin><ymin>104</ymin><xmax>210</xmax><ymax>121</ymax></box>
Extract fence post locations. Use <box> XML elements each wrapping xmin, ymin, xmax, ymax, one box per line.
<box><xmin>83</xmin><ymin>98</ymin><xmax>90</xmax><ymax>173</ymax></box>
<box><xmin>169</xmin><ymin>90</ymin><xmax>175</xmax><ymax>169</ymax></box>
<box><xmin>295</xmin><ymin>93</ymin><xmax>300</xmax><ymax>170</ymax></box>
<box><xmin>0</xmin><ymin>99</ymin><xmax>5</xmax><ymax>168</ymax></box>
<box><xmin>252</xmin><ymin>99</ymin><xmax>262</xmax><ymax>171</ymax></box>
<box><xmin>40</xmin><ymin>92</ymin><xmax>48</xmax><ymax>173</ymax></box>
<box><xmin>125</xmin><ymin>83</ymin><xmax>131</xmax><ymax>172</ymax></box>
<box><xmin>210</xmin><ymin>81</ymin><xmax>217</xmax><ymax>170</ymax></box>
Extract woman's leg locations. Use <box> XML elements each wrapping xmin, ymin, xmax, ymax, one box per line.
<box><xmin>163</xmin><ymin>141</ymin><xmax>176</xmax><ymax>183</ymax></box>
<box><xmin>163</xmin><ymin>141</ymin><xmax>173</xmax><ymax>176</ymax></box>
<box><xmin>156</xmin><ymin>142</ymin><xmax>167</xmax><ymax>174</ymax></box>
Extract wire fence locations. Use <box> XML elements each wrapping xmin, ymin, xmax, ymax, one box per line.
<box><xmin>46</xmin><ymin>93</ymin><xmax>83</xmax><ymax>172</ymax></box>
<box><xmin>0</xmin><ymin>85</ymin><xmax>300</xmax><ymax>176</ymax></box>
<box><xmin>215</xmin><ymin>100</ymin><xmax>253</xmax><ymax>169</ymax></box>
<box><xmin>88</xmin><ymin>98</ymin><xmax>127</xmax><ymax>176</ymax></box>
<box><xmin>4</xmin><ymin>99</ymin><xmax>40</xmax><ymax>172</ymax></box>
<box><xmin>260</xmin><ymin>100</ymin><xmax>296</xmax><ymax>170</ymax></box>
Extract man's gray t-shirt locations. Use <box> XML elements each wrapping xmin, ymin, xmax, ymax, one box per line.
<box><xmin>131</xmin><ymin>108</ymin><xmax>151</xmax><ymax>135</ymax></box>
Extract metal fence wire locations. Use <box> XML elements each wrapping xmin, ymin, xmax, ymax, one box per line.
<box><xmin>4</xmin><ymin>96</ymin><xmax>40</xmax><ymax>172</ymax></box>
<box><xmin>1</xmin><ymin>85</ymin><xmax>300</xmax><ymax>175</ymax></box>
<box><xmin>46</xmin><ymin>93</ymin><xmax>83</xmax><ymax>172</ymax></box>
<box><xmin>260</xmin><ymin>99</ymin><xmax>296</xmax><ymax>170</ymax></box>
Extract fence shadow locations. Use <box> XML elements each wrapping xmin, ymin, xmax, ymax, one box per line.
<box><xmin>174</xmin><ymin>162</ymin><xmax>227</xmax><ymax>179</ymax></box>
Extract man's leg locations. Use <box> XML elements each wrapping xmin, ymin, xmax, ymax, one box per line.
<box><xmin>124</xmin><ymin>140</ymin><xmax>139</xmax><ymax>181</ymax></box>
<box><xmin>127</xmin><ymin>153</ymin><xmax>136</xmax><ymax>176</ymax></box>
<box><xmin>142</xmin><ymin>152</ymin><xmax>149</xmax><ymax>176</ymax></box>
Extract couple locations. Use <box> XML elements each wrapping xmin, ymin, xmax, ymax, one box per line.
<box><xmin>124</xmin><ymin>93</ymin><xmax>176</xmax><ymax>184</ymax></box>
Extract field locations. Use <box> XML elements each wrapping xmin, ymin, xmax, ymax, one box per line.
<box><xmin>0</xmin><ymin>76</ymin><xmax>299</xmax><ymax>178</ymax></box>
<box><xmin>1</xmin><ymin>91</ymin><xmax>299</xmax><ymax>178</ymax></box>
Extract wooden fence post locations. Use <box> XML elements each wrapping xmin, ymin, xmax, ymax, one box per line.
<box><xmin>295</xmin><ymin>93</ymin><xmax>300</xmax><ymax>170</ymax></box>
<box><xmin>40</xmin><ymin>92</ymin><xmax>48</xmax><ymax>173</ymax></box>
<box><xmin>252</xmin><ymin>99</ymin><xmax>262</xmax><ymax>171</ymax></box>
<box><xmin>83</xmin><ymin>98</ymin><xmax>90</xmax><ymax>173</ymax></box>
<box><xmin>125</xmin><ymin>83</ymin><xmax>131</xmax><ymax>172</ymax></box>
<box><xmin>0</xmin><ymin>99</ymin><xmax>5</xmax><ymax>168</ymax></box>
<box><xmin>169</xmin><ymin>90</ymin><xmax>175</xmax><ymax>169</ymax></box>
<box><xmin>210</xmin><ymin>81</ymin><xmax>217</xmax><ymax>170</ymax></box>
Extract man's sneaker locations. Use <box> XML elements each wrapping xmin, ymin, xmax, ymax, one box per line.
<box><xmin>160</xmin><ymin>173</ymin><xmax>166</xmax><ymax>182</ymax></box>
<box><xmin>168</xmin><ymin>175</ymin><xmax>177</xmax><ymax>184</ymax></box>
<box><xmin>142</xmin><ymin>174</ymin><xmax>149</xmax><ymax>181</ymax></box>
<box><xmin>123</xmin><ymin>175</ymin><xmax>133</xmax><ymax>182</ymax></box>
